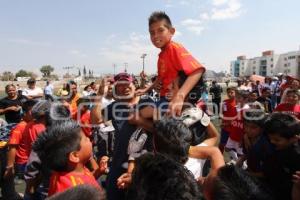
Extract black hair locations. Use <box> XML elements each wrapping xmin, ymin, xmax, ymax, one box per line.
<box><xmin>264</xmin><ymin>112</ymin><xmax>300</xmax><ymax>139</ymax></box>
<box><xmin>22</xmin><ymin>99</ymin><xmax>38</xmax><ymax>113</ymax></box>
<box><xmin>211</xmin><ymin>165</ymin><xmax>273</xmax><ymax>200</ymax></box>
<box><xmin>236</xmin><ymin>90</ymin><xmax>250</xmax><ymax>99</ymax></box>
<box><xmin>286</xmin><ymin>89</ymin><xmax>300</xmax><ymax>97</ymax></box>
<box><xmin>243</xmin><ymin>110</ymin><xmax>267</xmax><ymax>128</ymax></box>
<box><xmin>148</xmin><ymin>11</ymin><xmax>173</xmax><ymax>28</ymax></box>
<box><xmin>47</xmin><ymin>184</ymin><xmax>105</xmax><ymax>200</ymax></box>
<box><xmin>261</xmin><ymin>88</ymin><xmax>271</xmax><ymax>93</ymax></box>
<box><xmin>32</xmin><ymin>120</ymin><xmax>81</xmax><ymax>172</ymax></box>
<box><xmin>76</xmin><ymin>97</ymin><xmax>91</xmax><ymax>107</ymax></box>
<box><xmin>127</xmin><ymin>153</ymin><xmax>202</xmax><ymax>200</ymax></box>
<box><xmin>27</xmin><ymin>78</ymin><xmax>36</xmax><ymax>84</ymax></box>
<box><xmin>153</xmin><ymin>117</ymin><xmax>192</xmax><ymax>164</ymax></box>
<box><xmin>45</xmin><ymin>103</ymin><xmax>71</xmax><ymax>127</ymax></box>
<box><xmin>69</xmin><ymin>80</ymin><xmax>77</xmax><ymax>86</ymax></box>
<box><xmin>178</xmin><ymin>70</ymin><xmax>205</xmax><ymax>105</ymax></box>
<box><xmin>226</xmin><ymin>87</ymin><xmax>236</xmax><ymax>93</ymax></box>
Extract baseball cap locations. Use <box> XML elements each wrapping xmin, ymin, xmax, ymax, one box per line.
<box><xmin>114</xmin><ymin>72</ymin><xmax>133</xmax><ymax>82</ymax></box>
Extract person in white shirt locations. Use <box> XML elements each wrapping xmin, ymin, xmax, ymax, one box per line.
<box><xmin>22</xmin><ymin>78</ymin><xmax>44</xmax><ymax>100</ymax></box>
<box><xmin>44</xmin><ymin>80</ymin><xmax>54</xmax><ymax>101</ymax></box>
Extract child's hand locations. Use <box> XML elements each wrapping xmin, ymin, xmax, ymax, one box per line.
<box><xmin>99</xmin><ymin>156</ymin><xmax>109</xmax><ymax>174</ymax></box>
<box><xmin>135</xmin><ymin>88</ymin><xmax>147</xmax><ymax>96</ymax></box>
<box><xmin>3</xmin><ymin>166</ymin><xmax>14</xmax><ymax>180</ymax></box>
<box><xmin>117</xmin><ymin>172</ymin><xmax>132</xmax><ymax>189</ymax></box>
<box><xmin>167</xmin><ymin>94</ymin><xmax>184</xmax><ymax>117</ymax></box>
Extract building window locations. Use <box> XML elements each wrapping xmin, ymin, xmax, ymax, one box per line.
<box><xmin>271</xmin><ymin>58</ymin><xmax>273</xmax><ymax>61</ymax></box>
<box><xmin>271</xmin><ymin>64</ymin><xmax>273</xmax><ymax>67</ymax></box>
<box><xmin>284</xmin><ymin>64</ymin><xmax>287</xmax><ymax>67</ymax></box>
<box><xmin>284</xmin><ymin>57</ymin><xmax>287</xmax><ymax>61</ymax></box>
<box><xmin>253</xmin><ymin>61</ymin><xmax>256</xmax><ymax>64</ymax></box>
<box><xmin>253</xmin><ymin>72</ymin><xmax>256</xmax><ymax>75</ymax></box>
<box><xmin>288</xmin><ymin>56</ymin><xmax>296</xmax><ymax>59</ymax></box>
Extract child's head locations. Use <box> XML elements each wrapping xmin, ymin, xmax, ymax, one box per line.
<box><xmin>243</xmin><ymin>110</ymin><xmax>266</xmax><ymax>139</ymax></box>
<box><xmin>248</xmin><ymin>91</ymin><xmax>258</xmax><ymax>102</ymax></box>
<box><xmin>204</xmin><ymin>165</ymin><xmax>273</xmax><ymax>200</ymax></box>
<box><xmin>235</xmin><ymin>90</ymin><xmax>249</xmax><ymax>106</ymax></box>
<box><xmin>31</xmin><ymin>100</ymin><xmax>52</xmax><ymax>122</ymax></box>
<box><xmin>127</xmin><ymin>153</ymin><xmax>202</xmax><ymax>200</ymax></box>
<box><xmin>148</xmin><ymin>11</ymin><xmax>175</xmax><ymax>49</ymax></box>
<box><xmin>261</xmin><ymin>88</ymin><xmax>271</xmax><ymax>98</ymax></box>
<box><xmin>77</xmin><ymin>97</ymin><xmax>91</xmax><ymax>113</ymax></box>
<box><xmin>153</xmin><ymin>117</ymin><xmax>192</xmax><ymax>164</ymax></box>
<box><xmin>33</xmin><ymin>120</ymin><xmax>92</xmax><ymax>172</ymax></box>
<box><xmin>285</xmin><ymin>89</ymin><xmax>300</xmax><ymax>105</ymax></box>
<box><xmin>22</xmin><ymin>99</ymin><xmax>38</xmax><ymax>122</ymax></box>
<box><xmin>226</xmin><ymin>87</ymin><xmax>236</xmax><ymax>99</ymax></box>
<box><xmin>265</xmin><ymin>113</ymin><xmax>300</xmax><ymax>150</ymax></box>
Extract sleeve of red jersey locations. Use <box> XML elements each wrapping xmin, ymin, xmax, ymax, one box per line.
<box><xmin>8</xmin><ymin>124</ymin><xmax>23</xmax><ymax>145</ymax></box>
<box><xmin>171</xmin><ymin>43</ymin><xmax>206</xmax><ymax>75</ymax></box>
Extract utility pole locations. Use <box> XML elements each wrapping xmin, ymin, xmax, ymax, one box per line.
<box><xmin>141</xmin><ymin>53</ymin><xmax>147</xmax><ymax>71</ymax></box>
<box><xmin>124</xmin><ymin>62</ymin><xmax>128</xmax><ymax>73</ymax></box>
<box><xmin>63</xmin><ymin>66</ymin><xmax>74</xmax><ymax>75</ymax></box>
<box><xmin>113</xmin><ymin>64</ymin><xmax>117</xmax><ymax>75</ymax></box>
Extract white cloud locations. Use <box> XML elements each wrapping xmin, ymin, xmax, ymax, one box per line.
<box><xmin>181</xmin><ymin>18</ymin><xmax>202</xmax><ymax>26</ymax></box>
<box><xmin>186</xmin><ymin>26</ymin><xmax>205</xmax><ymax>35</ymax></box>
<box><xmin>69</xmin><ymin>50</ymin><xmax>87</xmax><ymax>58</ymax></box>
<box><xmin>211</xmin><ymin>0</ymin><xmax>242</xmax><ymax>20</ymax></box>
<box><xmin>8</xmin><ymin>38</ymin><xmax>52</xmax><ymax>47</ymax></box>
<box><xmin>212</xmin><ymin>0</ymin><xmax>229</xmax><ymax>6</ymax></box>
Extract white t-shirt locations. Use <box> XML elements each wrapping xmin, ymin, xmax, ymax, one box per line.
<box><xmin>22</xmin><ymin>87</ymin><xmax>44</xmax><ymax>97</ymax></box>
<box><xmin>184</xmin><ymin>143</ymin><xmax>207</xmax><ymax>179</ymax></box>
<box><xmin>101</xmin><ymin>97</ymin><xmax>114</xmax><ymax>108</ymax></box>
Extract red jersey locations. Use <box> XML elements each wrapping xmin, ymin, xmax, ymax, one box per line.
<box><xmin>221</xmin><ymin>99</ymin><xmax>237</xmax><ymax>132</ymax></box>
<box><xmin>16</xmin><ymin>121</ymin><xmax>46</xmax><ymax>164</ymax></box>
<box><xmin>274</xmin><ymin>103</ymin><xmax>300</xmax><ymax>119</ymax></box>
<box><xmin>80</xmin><ymin>110</ymin><xmax>92</xmax><ymax>137</ymax></box>
<box><xmin>8</xmin><ymin>121</ymin><xmax>27</xmax><ymax>145</ymax></box>
<box><xmin>157</xmin><ymin>41</ymin><xmax>205</xmax><ymax>97</ymax></box>
<box><xmin>228</xmin><ymin>105</ymin><xmax>250</xmax><ymax>142</ymax></box>
<box><xmin>48</xmin><ymin>167</ymin><xmax>101</xmax><ymax>196</ymax></box>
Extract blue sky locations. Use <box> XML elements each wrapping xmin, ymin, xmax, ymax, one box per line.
<box><xmin>0</xmin><ymin>0</ymin><xmax>299</xmax><ymax>76</ymax></box>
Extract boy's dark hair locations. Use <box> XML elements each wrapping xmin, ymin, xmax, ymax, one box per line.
<box><xmin>153</xmin><ymin>117</ymin><xmax>192</xmax><ymax>164</ymax></box>
<box><xmin>261</xmin><ymin>88</ymin><xmax>271</xmax><ymax>93</ymax></box>
<box><xmin>47</xmin><ymin>184</ymin><xmax>105</xmax><ymax>200</ymax></box>
<box><xmin>264</xmin><ymin>112</ymin><xmax>300</xmax><ymax>139</ymax></box>
<box><xmin>27</xmin><ymin>78</ymin><xmax>36</xmax><ymax>85</ymax></box>
<box><xmin>5</xmin><ymin>84</ymin><xmax>15</xmax><ymax>92</ymax></box>
<box><xmin>31</xmin><ymin>100</ymin><xmax>52</xmax><ymax>120</ymax></box>
<box><xmin>76</xmin><ymin>97</ymin><xmax>91</xmax><ymax>107</ymax></box>
<box><xmin>32</xmin><ymin>120</ymin><xmax>82</xmax><ymax>172</ymax></box>
<box><xmin>178</xmin><ymin>70</ymin><xmax>205</xmax><ymax>105</ymax></box>
<box><xmin>227</xmin><ymin>87</ymin><xmax>236</xmax><ymax>93</ymax></box>
<box><xmin>127</xmin><ymin>153</ymin><xmax>202</xmax><ymax>200</ymax></box>
<box><xmin>22</xmin><ymin>99</ymin><xmax>38</xmax><ymax>113</ymax></box>
<box><xmin>148</xmin><ymin>11</ymin><xmax>172</xmax><ymax>28</ymax></box>
<box><xmin>236</xmin><ymin>90</ymin><xmax>250</xmax><ymax>99</ymax></box>
<box><xmin>286</xmin><ymin>89</ymin><xmax>300</xmax><ymax>97</ymax></box>
<box><xmin>243</xmin><ymin>110</ymin><xmax>267</xmax><ymax>128</ymax></box>
<box><xmin>46</xmin><ymin>103</ymin><xmax>71</xmax><ymax>127</ymax></box>
<box><xmin>211</xmin><ymin>165</ymin><xmax>273</xmax><ymax>200</ymax></box>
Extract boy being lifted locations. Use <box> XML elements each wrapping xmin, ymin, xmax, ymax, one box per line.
<box><xmin>136</xmin><ymin>11</ymin><xmax>205</xmax><ymax>117</ymax></box>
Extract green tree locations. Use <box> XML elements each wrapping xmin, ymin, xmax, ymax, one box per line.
<box><xmin>78</xmin><ymin>68</ymin><xmax>81</xmax><ymax>77</ymax></box>
<box><xmin>40</xmin><ymin>65</ymin><xmax>54</xmax><ymax>77</ymax></box>
<box><xmin>1</xmin><ymin>71</ymin><xmax>15</xmax><ymax>81</ymax></box>
<box><xmin>15</xmin><ymin>69</ymin><xmax>30</xmax><ymax>77</ymax></box>
<box><xmin>83</xmin><ymin>66</ymin><xmax>87</xmax><ymax>78</ymax></box>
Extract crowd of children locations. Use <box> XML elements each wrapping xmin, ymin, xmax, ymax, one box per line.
<box><xmin>0</xmin><ymin>11</ymin><xmax>299</xmax><ymax>200</ymax></box>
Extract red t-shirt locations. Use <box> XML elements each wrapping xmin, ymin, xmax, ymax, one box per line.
<box><xmin>8</xmin><ymin>121</ymin><xmax>27</xmax><ymax>145</ymax></box>
<box><xmin>274</xmin><ymin>103</ymin><xmax>300</xmax><ymax>119</ymax></box>
<box><xmin>221</xmin><ymin>99</ymin><xmax>237</xmax><ymax>132</ymax></box>
<box><xmin>16</xmin><ymin>121</ymin><xmax>46</xmax><ymax>164</ymax></box>
<box><xmin>157</xmin><ymin>41</ymin><xmax>205</xmax><ymax>97</ymax></box>
<box><xmin>228</xmin><ymin>106</ymin><xmax>249</xmax><ymax>142</ymax></box>
<box><xmin>80</xmin><ymin>110</ymin><xmax>92</xmax><ymax>137</ymax></box>
<box><xmin>48</xmin><ymin>167</ymin><xmax>101</xmax><ymax>196</ymax></box>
